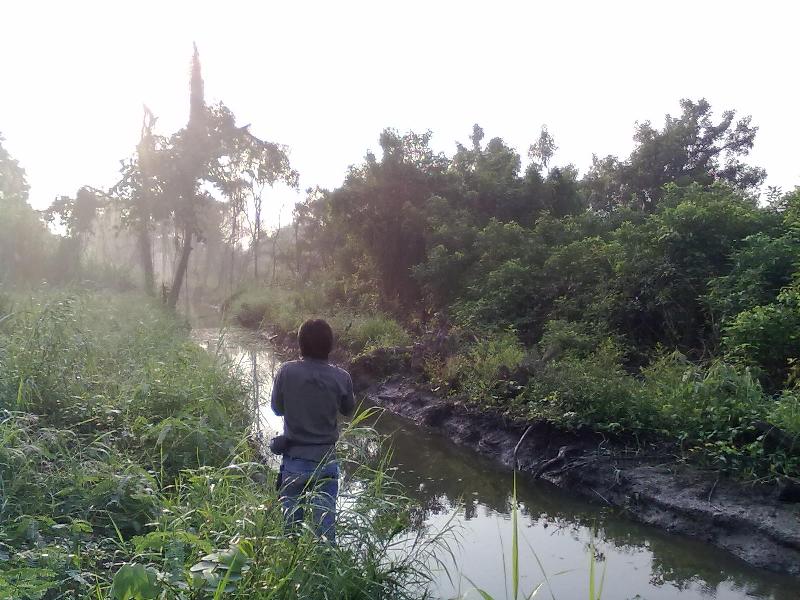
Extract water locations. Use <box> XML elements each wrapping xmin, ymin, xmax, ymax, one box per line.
<box><xmin>193</xmin><ymin>326</ymin><xmax>800</xmax><ymax>600</ymax></box>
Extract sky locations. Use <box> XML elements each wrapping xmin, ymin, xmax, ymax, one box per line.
<box><xmin>2</xmin><ymin>0</ymin><xmax>798</xmax><ymax>225</ymax></box>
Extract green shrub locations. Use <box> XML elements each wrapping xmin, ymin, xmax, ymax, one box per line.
<box><xmin>539</xmin><ymin>319</ymin><xmax>611</xmax><ymax>359</ymax></box>
<box><xmin>723</xmin><ymin>284</ymin><xmax>800</xmax><ymax>388</ymax></box>
<box><xmin>334</xmin><ymin>312</ymin><xmax>411</xmax><ymax>354</ymax></box>
<box><xmin>439</xmin><ymin>329</ymin><xmax>526</xmax><ymax>405</ymax></box>
<box><xmin>229</xmin><ymin>285</ymin><xmax>411</xmax><ymax>355</ymax></box>
<box><xmin>771</xmin><ymin>390</ymin><xmax>800</xmax><ymax>437</ymax></box>
<box><xmin>520</xmin><ymin>340</ymin><xmax>641</xmax><ymax>431</ymax></box>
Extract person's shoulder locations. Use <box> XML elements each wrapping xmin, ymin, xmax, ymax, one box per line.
<box><xmin>327</xmin><ymin>363</ymin><xmax>352</xmax><ymax>381</ymax></box>
<box><xmin>276</xmin><ymin>360</ymin><xmax>304</xmax><ymax>375</ymax></box>
<box><xmin>281</xmin><ymin>359</ymin><xmax>305</xmax><ymax>368</ymax></box>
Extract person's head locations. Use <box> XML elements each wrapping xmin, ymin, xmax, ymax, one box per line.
<box><xmin>298</xmin><ymin>318</ymin><xmax>334</xmax><ymax>360</ymax></box>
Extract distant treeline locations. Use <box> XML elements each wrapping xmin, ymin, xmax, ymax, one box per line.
<box><xmin>289</xmin><ymin>102</ymin><xmax>797</xmax><ymax>389</ymax></box>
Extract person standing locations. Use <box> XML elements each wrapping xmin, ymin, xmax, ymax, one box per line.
<box><xmin>270</xmin><ymin>318</ymin><xmax>355</xmax><ymax>542</ymax></box>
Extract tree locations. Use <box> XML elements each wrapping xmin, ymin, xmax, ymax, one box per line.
<box><xmin>528</xmin><ymin>125</ymin><xmax>557</xmax><ymax>172</ymax></box>
<box><xmin>325</xmin><ymin>129</ymin><xmax>454</xmax><ymax>310</ymax></box>
<box><xmin>451</xmin><ymin>125</ymin><xmax>531</xmax><ymax>224</ymax></box>
<box><xmin>134</xmin><ymin>107</ymin><xmax>159</xmax><ymax>295</ymax></box>
<box><xmin>111</xmin><ymin>47</ymin><xmax>297</xmax><ymax>305</ymax></box>
<box><xmin>166</xmin><ymin>44</ymin><xmax>209</xmax><ymax>309</ymax></box>
<box><xmin>234</xmin><ymin>132</ymin><xmax>298</xmax><ymax>281</ymax></box>
<box><xmin>113</xmin><ymin>108</ymin><xmax>173</xmax><ymax>296</ymax></box>
<box><xmin>606</xmin><ymin>184</ymin><xmax>776</xmax><ymax>353</ymax></box>
<box><xmin>0</xmin><ymin>134</ymin><xmax>51</xmax><ymax>283</ymax></box>
<box><xmin>584</xmin><ymin>98</ymin><xmax>766</xmax><ymax>212</ymax></box>
<box><xmin>45</xmin><ymin>186</ymin><xmax>104</xmax><ymax>270</ymax></box>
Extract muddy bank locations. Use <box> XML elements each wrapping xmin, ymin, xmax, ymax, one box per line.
<box><xmin>348</xmin><ymin>351</ymin><xmax>800</xmax><ymax>577</ymax></box>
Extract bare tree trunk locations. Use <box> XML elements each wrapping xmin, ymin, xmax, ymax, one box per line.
<box><xmin>294</xmin><ymin>220</ymin><xmax>300</xmax><ymax>278</ymax></box>
<box><xmin>271</xmin><ymin>209</ymin><xmax>282</xmax><ymax>284</ymax></box>
<box><xmin>252</xmin><ymin>194</ymin><xmax>261</xmax><ymax>280</ymax></box>
<box><xmin>168</xmin><ymin>225</ymin><xmax>192</xmax><ymax>309</ymax></box>
<box><xmin>168</xmin><ymin>45</ymin><xmax>204</xmax><ymax>309</ymax></box>
<box><xmin>161</xmin><ymin>224</ymin><xmax>168</xmax><ymax>284</ymax></box>
<box><xmin>138</xmin><ymin>220</ymin><xmax>155</xmax><ymax>296</ymax></box>
<box><xmin>184</xmin><ymin>253</ymin><xmax>191</xmax><ymax>314</ymax></box>
<box><xmin>229</xmin><ymin>215</ymin><xmax>237</xmax><ymax>294</ymax></box>
<box><xmin>253</xmin><ymin>234</ymin><xmax>259</xmax><ymax>280</ymax></box>
<box><xmin>137</xmin><ymin>107</ymin><xmax>157</xmax><ymax>296</ymax></box>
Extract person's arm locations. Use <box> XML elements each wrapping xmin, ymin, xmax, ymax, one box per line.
<box><xmin>271</xmin><ymin>366</ymin><xmax>285</xmax><ymax>416</ymax></box>
<box><xmin>340</xmin><ymin>371</ymin><xmax>356</xmax><ymax>416</ymax></box>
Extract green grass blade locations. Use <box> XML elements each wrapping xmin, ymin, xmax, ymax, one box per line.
<box><xmin>512</xmin><ymin>472</ymin><xmax>519</xmax><ymax>600</ymax></box>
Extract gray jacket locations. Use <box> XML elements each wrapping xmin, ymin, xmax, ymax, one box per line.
<box><xmin>270</xmin><ymin>358</ymin><xmax>355</xmax><ymax>461</ymax></box>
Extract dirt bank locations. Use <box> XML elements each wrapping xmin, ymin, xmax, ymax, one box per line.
<box><xmin>348</xmin><ymin>352</ymin><xmax>800</xmax><ymax>577</ymax></box>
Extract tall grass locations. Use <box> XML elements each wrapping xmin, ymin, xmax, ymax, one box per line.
<box><xmin>0</xmin><ymin>291</ymin><xmax>439</xmax><ymax>599</ymax></box>
<box><xmin>463</xmin><ymin>472</ymin><xmax>604</xmax><ymax>600</ymax></box>
<box><xmin>228</xmin><ymin>285</ymin><xmax>411</xmax><ymax>355</ymax></box>
<box><xmin>436</xmin><ymin>325</ymin><xmax>800</xmax><ymax>479</ymax></box>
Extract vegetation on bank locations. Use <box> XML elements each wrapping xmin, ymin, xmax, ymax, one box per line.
<box><xmin>227</xmin><ymin>286</ymin><xmax>410</xmax><ymax>356</ymax></box>
<box><xmin>225</xmin><ymin>108</ymin><xmax>800</xmax><ymax>482</ymax></box>
<box><xmin>0</xmin><ymin>292</ymin><xmax>437</xmax><ymax>599</ymax></box>
<box><xmin>229</xmin><ymin>284</ymin><xmax>800</xmax><ymax>481</ymax></box>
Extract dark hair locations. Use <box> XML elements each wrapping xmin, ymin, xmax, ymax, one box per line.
<box><xmin>298</xmin><ymin>319</ymin><xmax>333</xmax><ymax>360</ymax></box>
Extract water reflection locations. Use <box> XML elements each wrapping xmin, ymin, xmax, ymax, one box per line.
<box><xmin>192</xmin><ymin>327</ymin><xmax>800</xmax><ymax>600</ymax></box>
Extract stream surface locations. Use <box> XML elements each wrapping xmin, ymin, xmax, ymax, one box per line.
<box><xmin>193</xmin><ymin>326</ymin><xmax>800</xmax><ymax>600</ymax></box>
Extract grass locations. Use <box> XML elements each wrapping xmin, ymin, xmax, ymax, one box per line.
<box><xmin>427</xmin><ymin>324</ymin><xmax>800</xmax><ymax>480</ymax></box>
<box><xmin>461</xmin><ymin>473</ymin><xmax>605</xmax><ymax>600</ymax></box>
<box><xmin>0</xmin><ymin>290</ymin><xmax>441</xmax><ymax>599</ymax></box>
<box><xmin>228</xmin><ymin>281</ymin><xmax>800</xmax><ymax>480</ymax></box>
<box><xmin>227</xmin><ymin>285</ymin><xmax>411</xmax><ymax>355</ymax></box>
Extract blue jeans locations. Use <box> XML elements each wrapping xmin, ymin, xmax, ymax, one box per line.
<box><xmin>279</xmin><ymin>456</ymin><xmax>339</xmax><ymax>542</ymax></box>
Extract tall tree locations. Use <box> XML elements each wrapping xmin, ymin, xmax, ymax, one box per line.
<box><xmin>135</xmin><ymin>108</ymin><xmax>158</xmax><ymax>295</ymax></box>
<box><xmin>584</xmin><ymin>98</ymin><xmax>766</xmax><ymax>212</ymax></box>
<box><xmin>167</xmin><ymin>44</ymin><xmax>208</xmax><ymax>309</ymax></box>
<box><xmin>45</xmin><ymin>186</ymin><xmax>104</xmax><ymax>269</ymax></box>
<box><xmin>0</xmin><ymin>134</ymin><xmax>51</xmax><ymax>283</ymax></box>
<box><xmin>325</xmin><ymin>129</ymin><xmax>453</xmax><ymax>310</ymax></box>
<box><xmin>113</xmin><ymin>107</ymin><xmax>163</xmax><ymax>295</ymax></box>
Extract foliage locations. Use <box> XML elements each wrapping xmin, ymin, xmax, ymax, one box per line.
<box><xmin>0</xmin><ymin>292</ymin><xmax>439</xmax><ymax>599</ymax></box>
<box><xmin>229</xmin><ymin>285</ymin><xmax>411</xmax><ymax>355</ymax></box>
<box><xmin>0</xmin><ymin>134</ymin><xmax>54</xmax><ymax>285</ymax></box>
<box><xmin>519</xmin><ymin>340</ymin><xmax>641</xmax><ymax>432</ymax></box>
<box><xmin>723</xmin><ymin>284</ymin><xmax>800</xmax><ymax>389</ymax></box>
<box><xmin>208</xmin><ymin>98</ymin><xmax>800</xmax><ymax>481</ymax></box>
<box><xmin>440</xmin><ymin>330</ymin><xmax>526</xmax><ymax>406</ymax></box>
<box><xmin>706</xmin><ymin>231</ymin><xmax>800</xmax><ymax>321</ymax></box>
<box><xmin>584</xmin><ymin>98</ymin><xmax>765</xmax><ymax>212</ymax></box>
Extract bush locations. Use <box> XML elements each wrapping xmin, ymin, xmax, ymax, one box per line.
<box><xmin>0</xmin><ymin>292</ymin><xmax>436</xmax><ymax>598</ymax></box>
<box><xmin>432</xmin><ymin>329</ymin><xmax>526</xmax><ymax>405</ymax></box>
<box><xmin>771</xmin><ymin>390</ymin><xmax>800</xmax><ymax>438</ymax></box>
<box><xmin>333</xmin><ymin>312</ymin><xmax>411</xmax><ymax>354</ymax></box>
<box><xmin>723</xmin><ymin>285</ymin><xmax>800</xmax><ymax>388</ymax></box>
<box><xmin>229</xmin><ymin>285</ymin><xmax>411</xmax><ymax>355</ymax></box>
<box><xmin>519</xmin><ymin>340</ymin><xmax>642</xmax><ymax>431</ymax></box>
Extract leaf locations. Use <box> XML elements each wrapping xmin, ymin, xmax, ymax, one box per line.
<box><xmin>512</xmin><ymin>473</ymin><xmax>519</xmax><ymax>600</ymax></box>
<box><xmin>464</xmin><ymin>577</ymin><xmax>496</xmax><ymax>600</ymax></box>
<box><xmin>110</xmin><ymin>564</ymin><xmax>162</xmax><ymax>600</ymax></box>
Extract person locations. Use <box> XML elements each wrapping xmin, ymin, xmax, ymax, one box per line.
<box><xmin>270</xmin><ymin>318</ymin><xmax>355</xmax><ymax>542</ymax></box>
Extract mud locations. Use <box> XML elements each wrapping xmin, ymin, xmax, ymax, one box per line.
<box><xmin>360</xmin><ymin>374</ymin><xmax>800</xmax><ymax>577</ymax></box>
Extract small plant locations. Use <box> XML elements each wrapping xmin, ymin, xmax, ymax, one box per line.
<box><xmin>464</xmin><ymin>472</ymin><xmax>605</xmax><ymax>600</ymax></box>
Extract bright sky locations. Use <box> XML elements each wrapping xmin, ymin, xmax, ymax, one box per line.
<box><xmin>2</xmin><ymin>0</ymin><xmax>798</xmax><ymax>225</ymax></box>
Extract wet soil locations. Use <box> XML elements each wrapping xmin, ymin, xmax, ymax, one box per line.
<box><xmin>358</xmin><ymin>374</ymin><xmax>800</xmax><ymax>576</ymax></box>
